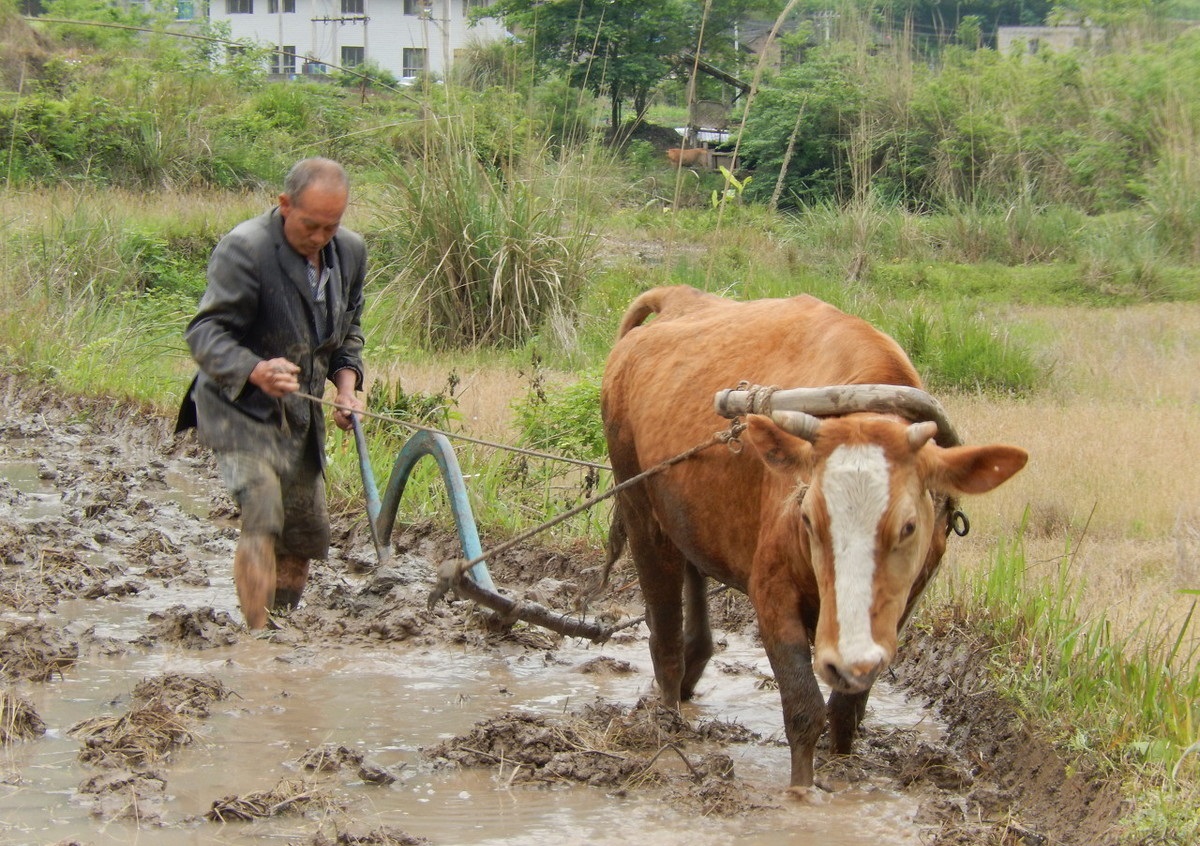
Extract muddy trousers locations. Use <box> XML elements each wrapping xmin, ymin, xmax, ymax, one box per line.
<box><xmin>217</xmin><ymin>448</ymin><xmax>328</xmax><ymax>629</ymax></box>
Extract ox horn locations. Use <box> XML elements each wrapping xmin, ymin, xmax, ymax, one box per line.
<box><xmin>715</xmin><ymin>383</ymin><xmax>961</xmax><ymax>447</ymax></box>
<box><xmin>770</xmin><ymin>409</ymin><xmax>822</xmax><ymax>443</ymax></box>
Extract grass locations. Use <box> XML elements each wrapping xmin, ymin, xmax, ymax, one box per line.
<box><xmin>929</xmin><ymin>532</ymin><xmax>1200</xmax><ymax>844</ymax></box>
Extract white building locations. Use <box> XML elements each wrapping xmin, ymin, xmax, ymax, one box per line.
<box><xmin>996</xmin><ymin>25</ymin><xmax>1098</xmax><ymax>57</ymax></box>
<box><xmin>209</xmin><ymin>0</ymin><xmax>506</xmax><ymax>82</ymax></box>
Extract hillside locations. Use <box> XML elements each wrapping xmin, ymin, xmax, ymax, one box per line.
<box><xmin>0</xmin><ymin>5</ymin><xmax>49</xmax><ymax>91</ymax></box>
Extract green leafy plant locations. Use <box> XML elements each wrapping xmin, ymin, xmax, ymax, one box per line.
<box><xmin>710</xmin><ymin>165</ymin><xmax>750</xmax><ymax>208</ymax></box>
<box><xmin>511</xmin><ymin>366</ymin><xmax>605</xmax><ymax>462</ymax></box>
<box><xmin>366</xmin><ymin>372</ymin><xmax>461</xmax><ymax>430</ymax></box>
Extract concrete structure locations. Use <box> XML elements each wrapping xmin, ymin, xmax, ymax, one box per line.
<box><xmin>208</xmin><ymin>0</ymin><xmax>506</xmax><ymax>81</ymax></box>
<box><xmin>996</xmin><ymin>25</ymin><xmax>1098</xmax><ymax>56</ymax></box>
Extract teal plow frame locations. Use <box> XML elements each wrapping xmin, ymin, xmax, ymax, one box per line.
<box><xmin>351</xmin><ymin>416</ymin><xmax>497</xmax><ymax>593</ymax></box>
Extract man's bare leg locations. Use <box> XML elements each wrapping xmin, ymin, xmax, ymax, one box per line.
<box><xmin>234</xmin><ymin>533</ymin><xmax>277</xmax><ymax>629</ymax></box>
<box><xmin>274</xmin><ymin>555</ymin><xmax>310</xmax><ymax>611</ymax></box>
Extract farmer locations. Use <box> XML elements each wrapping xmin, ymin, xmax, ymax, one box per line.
<box><xmin>176</xmin><ymin>157</ymin><xmax>368</xmax><ymax>629</ymax></box>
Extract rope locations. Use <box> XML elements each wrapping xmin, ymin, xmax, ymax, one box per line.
<box><xmin>298</xmin><ymin>390</ymin><xmax>740</xmax><ymax>569</ymax></box>
<box><xmin>736</xmin><ymin>380</ymin><xmax>779</xmax><ymax>416</ymax></box>
<box><xmin>296</xmin><ymin>391</ymin><xmax>611</xmax><ymax>471</ymax></box>
<box><xmin>428</xmin><ymin>425</ymin><xmax>743</xmax><ymax>606</ymax></box>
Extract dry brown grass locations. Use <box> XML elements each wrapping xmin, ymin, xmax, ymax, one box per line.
<box><xmin>944</xmin><ymin>303</ymin><xmax>1200</xmax><ymax>643</ymax></box>
<box><xmin>0</xmin><ymin>185</ymin><xmax>266</xmax><ymax>233</ymax></box>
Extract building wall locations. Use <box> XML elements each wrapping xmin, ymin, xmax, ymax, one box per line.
<box><xmin>996</xmin><ymin>25</ymin><xmax>1097</xmax><ymax>56</ymax></box>
<box><xmin>210</xmin><ymin>0</ymin><xmax>506</xmax><ymax>81</ymax></box>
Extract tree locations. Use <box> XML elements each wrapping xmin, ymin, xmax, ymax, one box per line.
<box><xmin>479</xmin><ymin>0</ymin><xmax>764</xmax><ymax>132</ymax></box>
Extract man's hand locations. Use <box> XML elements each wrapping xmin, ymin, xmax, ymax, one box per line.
<box><xmin>330</xmin><ymin>367</ymin><xmax>364</xmax><ymax>431</ymax></box>
<box><xmin>250</xmin><ymin>358</ymin><xmax>300</xmax><ymax>398</ymax></box>
<box><xmin>332</xmin><ymin>390</ymin><xmax>365</xmax><ymax>431</ymax></box>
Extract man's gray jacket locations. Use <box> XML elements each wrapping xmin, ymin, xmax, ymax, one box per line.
<box><xmin>176</xmin><ymin>207</ymin><xmax>367</xmax><ymax>471</ymax></box>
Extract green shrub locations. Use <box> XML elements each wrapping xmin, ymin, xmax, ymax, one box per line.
<box><xmin>878</xmin><ymin>302</ymin><xmax>1044</xmax><ymax>394</ymax></box>
<box><xmin>512</xmin><ymin>366</ymin><xmax>606</xmax><ymax>461</ymax></box>
<box><xmin>117</xmin><ymin>231</ymin><xmax>209</xmax><ymax>298</ymax></box>
<box><xmin>366</xmin><ymin>374</ymin><xmax>461</xmax><ymax>430</ymax></box>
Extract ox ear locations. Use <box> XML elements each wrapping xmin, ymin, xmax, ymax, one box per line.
<box><xmin>742</xmin><ymin>413</ymin><xmax>815</xmax><ymax>476</ymax></box>
<box><xmin>926</xmin><ymin>444</ymin><xmax>1029</xmax><ymax>495</ymax></box>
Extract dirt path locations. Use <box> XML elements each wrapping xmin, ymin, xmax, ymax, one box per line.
<box><xmin>0</xmin><ymin>377</ymin><xmax>1128</xmax><ymax>845</ymax></box>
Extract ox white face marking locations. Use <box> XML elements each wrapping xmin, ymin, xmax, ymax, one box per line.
<box><xmin>822</xmin><ymin>443</ymin><xmax>891</xmax><ymax>672</ymax></box>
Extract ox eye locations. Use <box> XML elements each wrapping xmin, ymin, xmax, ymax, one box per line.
<box><xmin>898</xmin><ymin>520</ymin><xmax>917</xmax><ymax>541</ymax></box>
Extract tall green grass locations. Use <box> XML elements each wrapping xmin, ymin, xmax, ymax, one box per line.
<box><xmin>369</xmin><ymin>114</ymin><xmax>603</xmax><ymax>353</ymax></box>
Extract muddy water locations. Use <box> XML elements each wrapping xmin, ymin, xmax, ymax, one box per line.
<box><xmin>1</xmin><ymin>453</ymin><xmax>940</xmax><ymax>846</ymax></box>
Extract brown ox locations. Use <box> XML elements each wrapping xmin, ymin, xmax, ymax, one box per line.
<box><xmin>600</xmin><ymin>286</ymin><xmax>1028</xmax><ymax>795</ymax></box>
<box><xmin>666</xmin><ymin>147</ymin><xmax>708</xmax><ymax>168</ymax></box>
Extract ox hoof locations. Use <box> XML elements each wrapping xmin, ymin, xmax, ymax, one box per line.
<box><xmin>785</xmin><ymin>784</ymin><xmax>829</xmax><ymax>805</ymax></box>
<box><xmin>814</xmin><ymin>774</ymin><xmax>847</xmax><ymax>793</ymax></box>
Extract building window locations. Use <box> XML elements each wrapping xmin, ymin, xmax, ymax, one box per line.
<box><xmin>341</xmin><ymin>46</ymin><xmax>365</xmax><ymax>68</ymax></box>
<box><xmin>403</xmin><ymin>0</ymin><xmax>426</xmax><ymax>16</ymax></box>
<box><xmin>402</xmin><ymin>47</ymin><xmax>427</xmax><ymax>78</ymax></box>
<box><xmin>226</xmin><ymin>0</ymin><xmax>253</xmax><ymax>13</ymax></box>
<box><xmin>268</xmin><ymin>0</ymin><xmax>296</xmax><ymax>12</ymax></box>
<box><xmin>342</xmin><ymin>0</ymin><xmax>364</xmax><ymax>12</ymax></box>
<box><xmin>271</xmin><ymin>46</ymin><xmax>297</xmax><ymax>75</ymax></box>
<box><xmin>175</xmin><ymin>0</ymin><xmax>195</xmax><ymax>19</ymax></box>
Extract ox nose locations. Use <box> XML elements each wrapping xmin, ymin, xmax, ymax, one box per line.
<box><xmin>820</xmin><ymin>657</ymin><xmax>886</xmax><ymax>693</ymax></box>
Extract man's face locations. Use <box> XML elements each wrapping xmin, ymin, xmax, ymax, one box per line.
<box><xmin>279</xmin><ymin>184</ymin><xmax>348</xmax><ymax>261</ymax></box>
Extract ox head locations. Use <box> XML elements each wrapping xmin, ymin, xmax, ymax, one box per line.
<box><xmin>742</xmin><ymin>411</ymin><xmax>1027</xmax><ymax>694</ymax></box>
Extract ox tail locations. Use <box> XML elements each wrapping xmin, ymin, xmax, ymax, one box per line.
<box><xmin>617</xmin><ymin>290</ymin><xmax>667</xmax><ymax>338</ymax></box>
<box><xmin>617</xmin><ymin>285</ymin><xmax>713</xmax><ymax>338</ymax></box>
<box><xmin>589</xmin><ymin>499</ymin><xmax>627</xmax><ymax>599</ymax></box>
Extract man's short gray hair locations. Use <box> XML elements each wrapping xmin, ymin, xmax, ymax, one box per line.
<box><xmin>283</xmin><ymin>158</ymin><xmax>350</xmax><ymax>203</ymax></box>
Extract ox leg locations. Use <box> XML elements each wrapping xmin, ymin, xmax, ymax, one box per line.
<box><xmin>750</xmin><ymin>566</ymin><xmax>826</xmax><ymax>793</ymax></box>
<box><xmin>680</xmin><ymin>563</ymin><xmax>713</xmax><ymax>701</ymax></box>
<box><xmin>625</xmin><ymin>525</ymin><xmax>688</xmax><ymax>707</ymax></box>
<box><xmin>641</xmin><ymin>559</ymin><xmax>687</xmax><ymax>707</ymax></box>
<box><xmin>761</xmin><ymin>634</ymin><xmax>826</xmax><ymax>792</ymax></box>
<box><xmin>644</xmin><ymin>584</ymin><xmax>686</xmax><ymax>707</ymax></box>
<box><xmin>827</xmin><ymin>689</ymin><xmax>870</xmax><ymax>754</ymax></box>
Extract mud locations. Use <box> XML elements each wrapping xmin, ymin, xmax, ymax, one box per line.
<box><xmin>0</xmin><ymin>377</ymin><xmax>1128</xmax><ymax>845</ymax></box>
